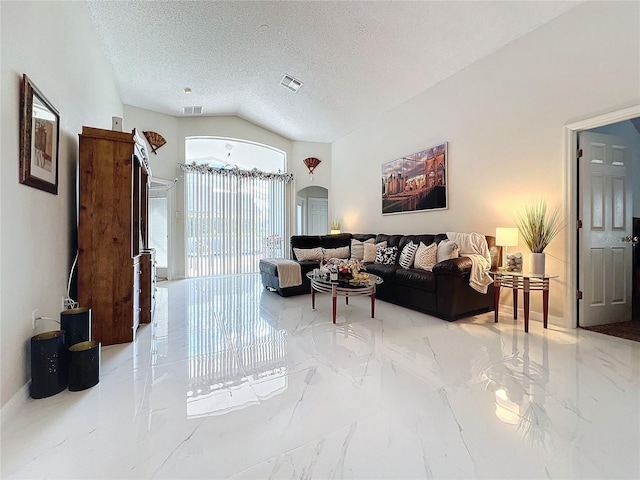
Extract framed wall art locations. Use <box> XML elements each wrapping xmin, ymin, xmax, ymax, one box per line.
<box><xmin>381</xmin><ymin>142</ymin><xmax>447</xmax><ymax>214</ymax></box>
<box><xmin>19</xmin><ymin>74</ymin><xmax>60</xmax><ymax>194</ymax></box>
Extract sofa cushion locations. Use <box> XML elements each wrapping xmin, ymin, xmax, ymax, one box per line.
<box><xmin>395</xmin><ymin>268</ymin><xmax>437</xmax><ymax>292</ymax></box>
<box><xmin>436</xmin><ymin>239</ymin><xmax>459</xmax><ymax>262</ymax></box>
<box><xmin>293</xmin><ymin>247</ymin><xmax>323</xmax><ymax>262</ymax></box>
<box><xmin>321</xmin><ymin>233</ymin><xmax>352</xmax><ymax>249</ymax></box>
<box><xmin>365</xmin><ymin>263</ymin><xmax>400</xmax><ymax>282</ymax></box>
<box><xmin>290</xmin><ymin>235</ymin><xmax>323</xmax><ymax>250</ymax></box>
<box><xmin>375</xmin><ymin>234</ymin><xmax>404</xmax><ymax>252</ymax></box>
<box><xmin>375</xmin><ymin>245</ymin><xmax>398</xmax><ymax>265</ymax></box>
<box><xmin>364</xmin><ymin>241</ymin><xmax>387</xmax><ymax>262</ymax></box>
<box><xmin>350</xmin><ymin>238</ymin><xmax>375</xmax><ymax>261</ymax></box>
<box><xmin>323</xmin><ymin>246</ymin><xmax>349</xmax><ymax>260</ymax></box>
<box><xmin>432</xmin><ymin>257</ymin><xmax>473</xmax><ymax>276</ymax></box>
<box><xmin>414</xmin><ymin>242</ymin><xmax>437</xmax><ymax>271</ymax></box>
<box><xmin>399</xmin><ymin>241</ymin><xmax>418</xmax><ymax>269</ymax></box>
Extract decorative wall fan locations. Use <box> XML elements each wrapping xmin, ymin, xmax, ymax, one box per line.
<box><xmin>143</xmin><ymin>131</ymin><xmax>167</xmax><ymax>154</ymax></box>
<box><xmin>303</xmin><ymin>157</ymin><xmax>321</xmax><ymax>174</ymax></box>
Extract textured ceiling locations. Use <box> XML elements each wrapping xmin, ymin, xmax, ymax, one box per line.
<box><xmin>87</xmin><ymin>1</ymin><xmax>580</xmax><ymax>143</ymax></box>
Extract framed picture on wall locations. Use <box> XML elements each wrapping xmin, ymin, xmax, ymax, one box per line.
<box><xmin>381</xmin><ymin>142</ymin><xmax>447</xmax><ymax>214</ymax></box>
<box><xmin>19</xmin><ymin>74</ymin><xmax>60</xmax><ymax>195</ymax></box>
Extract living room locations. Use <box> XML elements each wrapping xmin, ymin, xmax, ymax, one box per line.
<box><xmin>2</xmin><ymin>1</ymin><xmax>640</xmax><ymax>478</ymax></box>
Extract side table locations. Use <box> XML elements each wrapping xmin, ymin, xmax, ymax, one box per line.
<box><xmin>491</xmin><ymin>271</ymin><xmax>558</xmax><ymax>333</ymax></box>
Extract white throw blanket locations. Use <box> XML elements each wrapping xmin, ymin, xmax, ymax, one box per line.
<box><xmin>446</xmin><ymin>232</ymin><xmax>493</xmax><ymax>294</ymax></box>
<box><xmin>262</xmin><ymin>258</ymin><xmax>302</xmax><ymax>288</ymax></box>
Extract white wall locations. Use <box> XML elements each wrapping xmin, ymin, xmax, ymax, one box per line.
<box><xmin>123</xmin><ymin>106</ymin><xmax>180</xmax><ymax>182</ymax></box>
<box><xmin>123</xmin><ymin>107</ymin><xmax>333</xmax><ymax>276</ymax></box>
<box><xmin>1</xmin><ymin>1</ymin><xmax>123</xmax><ymax>408</ymax></box>
<box><xmin>331</xmin><ymin>1</ymin><xmax>640</xmax><ymax>321</ymax></box>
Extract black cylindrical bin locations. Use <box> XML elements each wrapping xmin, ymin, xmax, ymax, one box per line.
<box><xmin>68</xmin><ymin>341</ymin><xmax>100</xmax><ymax>391</ymax></box>
<box><xmin>30</xmin><ymin>330</ymin><xmax>67</xmax><ymax>399</ymax></box>
<box><xmin>60</xmin><ymin>307</ymin><xmax>91</xmax><ymax>348</ymax></box>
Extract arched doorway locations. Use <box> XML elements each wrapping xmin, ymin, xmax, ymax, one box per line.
<box><xmin>296</xmin><ymin>186</ymin><xmax>328</xmax><ymax>235</ymax></box>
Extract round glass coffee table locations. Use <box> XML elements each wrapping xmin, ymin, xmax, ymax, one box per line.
<box><xmin>306</xmin><ymin>271</ymin><xmax>383</xmax><ymax>324</ymax></box>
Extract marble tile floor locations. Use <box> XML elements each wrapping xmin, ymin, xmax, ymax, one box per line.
<box><xmin>2</xmin><ymin>274</ymin><xmax>640</xmax><ymax>479</ymax></box>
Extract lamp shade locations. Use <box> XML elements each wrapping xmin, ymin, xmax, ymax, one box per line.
<box><xmin>496</xmin><ymin>227</ymin><xmax>518</xmax><ymax>247</ymax></box>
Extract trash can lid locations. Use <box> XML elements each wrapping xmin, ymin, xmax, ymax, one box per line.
<box><xmin>31</xmin><ymin>330</ymin><xmax>65</xmax><ymax>341</ymax></box>
<box><xmin>61</xmin><ymin>307</ymin><xmax>91</xmax><ymax>315</ymax></box>
<box><xmin>69</xmin><ymin>341</ymin><xmax>100</xmax><ymax>352</ymax></box>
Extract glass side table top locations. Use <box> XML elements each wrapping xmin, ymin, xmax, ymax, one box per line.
<box><xmin>490</xmin><ymin>270</ymin><xmax>559</xmax><ymax>280</ymax></box>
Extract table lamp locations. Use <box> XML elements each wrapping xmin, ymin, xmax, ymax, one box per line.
<box><xmin>496</xmin><ymin>227</ymin><xmax>519</xmax><ymax>269</ymax></box>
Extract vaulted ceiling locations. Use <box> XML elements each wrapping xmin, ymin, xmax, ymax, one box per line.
<box><xmin>87</xmin><ymin>0</ymin><xmax>580</xmax><ymax>143</ymax></box>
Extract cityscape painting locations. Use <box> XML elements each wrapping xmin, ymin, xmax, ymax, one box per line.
<box><xmin>381</xmin><ymin>142</ymin><xmax>447</xmax><ymax>214</ymax></box>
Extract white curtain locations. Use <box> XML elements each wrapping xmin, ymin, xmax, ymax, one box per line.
<box><xmin>184</xmin><ymin>166</ymin><xmax>289</xmax><ymax>277</ymax></box>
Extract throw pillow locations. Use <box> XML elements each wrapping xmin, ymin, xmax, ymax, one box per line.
<box><xmin>322</xmin><ymin>246</ymin><xmax>350</xmax><ymax>260</ymax></box>
<box><xmin>350</xmin><ymin>238</ymin><xmax>375</xmax><ymax>261</ymax></box>
<box><xmin>436</xmin><ymin>239</ymin><xmax>459</xmax><ymax>263</ymax></box>
<box><xmin>363</xmin><ymin>241</ymin><xmax>387</xmax><ymax>263</ymax></box>
<box><xmin>399</xmin><ymin>241</ymin><xmax>418</xmax><ymax>269</ymax></box>
<box><xmin>375</xmin><ymin>245</ymin><xmax>398</xmax><ymax>265</ymax></box>
<box><xmin>293</xmin><ymin>247</ymin><xmax>323</xmax><ymax>262</ymax></box>
<box><xmin>414</xmin><ymin>242</ymin><xmax>437</xmax><ymax>271</ymax></box>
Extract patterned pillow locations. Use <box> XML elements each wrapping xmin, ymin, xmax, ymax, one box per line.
<box><xmin>399</xmin><ymin>241</ymin><xmax>418</xmax><ymax>269</ymax></box>
<box><xmin>375</xmin><ymin>245</ymin><xmax>398</xmax><ymax>265</ymax></box>
<box><xmin>436</xmin><ymin>239</ymin><xmax>459</xmax><ymax>263</ymax></box>
<box><xmin>364</xmin><ymin>241</ymin><xmax>387</xmax><ymax>262</ymax></box>
<box><xmin>293</xmin><ymin>247</ymin><xmax>323</xmax><ymax>262</ymax></box>
<box><xmin>350</xmin><ymin>238</ymin><xmax>375</xmax><ymax>261</ymax></box>
<box><xmin>414</xmin><ymin>242</ymin><xmax>437</xmax><ymax>271</ymax></box>
<box><xmin>322</xmin><ymin>246</ymin><xmax>350</xmax><ymax>260</ymax></box>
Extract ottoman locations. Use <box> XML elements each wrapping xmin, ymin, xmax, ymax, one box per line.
<box><xmin>259</xmin><ymin>258</ymin><xmax>309</xmax><ymax>297</ymax></box>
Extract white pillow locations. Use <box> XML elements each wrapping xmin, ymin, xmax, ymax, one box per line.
<box><xmin>414</xmin><ymin>242</ymin><xmax>437</xmax><ymax>271</ymax></box>
<box><xmin>436</xmin><ymin>239</ymin><xmax>459</xmax><ymax>263</ymax></box>
<box><xmin>363</xmin><ymin>241</ymin><xmax>387</xmax><ymax>262</ymax></box>
<box><xmin>293</xmin><ymin>247</ymin><xmax>323</xmax><ymax>262</ymax></box>
<box><xmin>350</xmin><ymin>238</ymin><xmax>375</xmax><ymax>261</ymax></box>
<box><xmin>399</xmin><ymin>241</ymin><xmax>418</xmax><ymax>269</ymax></box>
<box><xmin>322</xmin><ymin>246</ymin><xmax>350</xmax><ymax>260</ymax></box>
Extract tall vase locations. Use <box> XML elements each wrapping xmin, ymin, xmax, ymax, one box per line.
<box><xmin>530</xmin><ymin>252</ymin><xmax>545</xmax><ymax>276</ymax></box>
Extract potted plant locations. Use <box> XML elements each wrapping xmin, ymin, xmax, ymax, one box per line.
<box><xmin>330</xmin><ymin>219</ymin><xmax>341</xmax><ymax>234</ymax></box>
<box><xmin>515</xmin><ymin>201</ymin><xmax>562</xmax><ymax>275</ymax></box>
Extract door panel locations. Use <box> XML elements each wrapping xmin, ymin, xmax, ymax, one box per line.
<box><xmin>308</xmin><ymin>197</ymin><xmax>328</xmax><ymax>235</ymax></box>
<box><xmin>579</xmin><ymin>131</ymin><xmax>632</xmax><ymax>326</ymax></box>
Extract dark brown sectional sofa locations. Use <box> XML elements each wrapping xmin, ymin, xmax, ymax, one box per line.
<box><xmin>259</xmin><ymin>232</ymin><xmax>500</xmax><ymax>321</ymax></box>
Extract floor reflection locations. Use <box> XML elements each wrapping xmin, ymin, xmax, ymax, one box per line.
<box><xmin>471</xmin><ymin>324</ymin><xmax>551</xmax><ymax>449</ymax></box>
<box><xmin>184</xmin><ymin>276</ymin><xmax>288</xmax><ymax>416</ymax></box>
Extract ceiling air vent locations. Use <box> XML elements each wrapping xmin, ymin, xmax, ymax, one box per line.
<box><xmin>183</xmin><ymin>106</ymin><xmax>203</xmax><ymax>115</ymax></box>
<box><xmin>280</xmin><ymin>74</ymin><xmax>303</xmax><ymax>93</ymax></box>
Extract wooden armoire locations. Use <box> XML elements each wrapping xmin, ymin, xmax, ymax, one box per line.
<box><xmin>78</xmin><ymin>126</ymin><xmax>155</xmax><ymax>345</ymax></box>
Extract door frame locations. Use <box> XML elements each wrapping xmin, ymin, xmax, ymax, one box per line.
<box><xmin>296</xmin><ymin>196</ymin><xmax>306</xmax><ymax>235</ymax></box>
<box><xmin>564</xmin><ymin>104</ymin><xmax>640</xmax><ymax>328</ymax></box>
<box><xmin>150</xmin><ymin>177</ymin><xmax>175</xmax><ymax>280</ymax></box>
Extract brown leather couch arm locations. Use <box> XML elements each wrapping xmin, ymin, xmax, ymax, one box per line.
<box><xmin>431</xmin><ymin>257</ymin><xmax>473</xmax><ymax>276</ymax></box>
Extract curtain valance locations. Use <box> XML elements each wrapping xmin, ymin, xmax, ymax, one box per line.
<box><xmin>179</xmin><ymin>162</ymin><xmax>294</xmax><ymax>183</ymax></box>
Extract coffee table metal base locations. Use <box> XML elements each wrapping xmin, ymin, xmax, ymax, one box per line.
<box><xmin>310</xmin><ymin>281</ymin><xmax>377</xmax><ymax>324</ymax></box>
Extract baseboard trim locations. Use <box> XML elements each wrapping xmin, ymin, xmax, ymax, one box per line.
<box><xmin>1</xmin><ymin>381</ymin><xmax>30</xmax><ymax>429</ymax></box>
